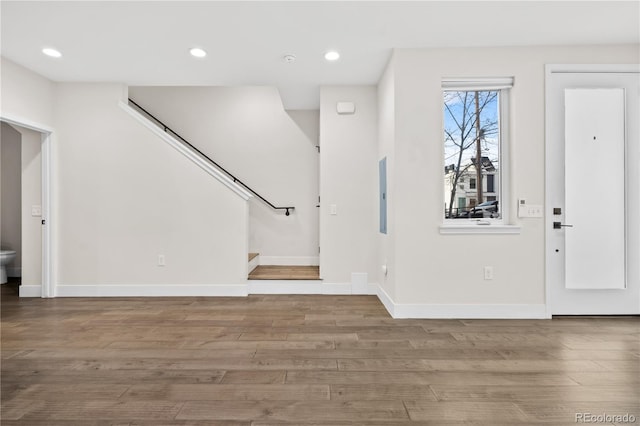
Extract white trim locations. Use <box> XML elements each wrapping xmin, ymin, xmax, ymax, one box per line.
<box><xmin>376</xmin><ymin>285</ymin><xmax>396</xmax><ymax>317</ymax></box>
<box><xmin>19</xmin><ymin>285</ymin><xmax>42</xmax><ymax>298</ymax></box>
<box><xmin>41</xmin><ymin>132</ymin><xmax>53</xmax><ymax>298</ymax></box>
<box><xmin>259</xmin><ymin>256</ymin><xmax>320</xmax><ymax>266</ymax></box>
<box><xmin>439</xmin><ymin>224</ymin><xmax>521</xmax><ymax>234</ymax></box>
<box><xmin>0</xmin><ymin>112</ymin><xmax>54</xmax><ymax>134</ymax></box>
<box><xmin>247</xmin><ymin>280</ymin><xmax>377</xmax><ymax>295</ymax></box>
<box><xmin>546</xmin><ymin>64</ymin><xmax>640</xmax><ymax>75</ymax></box>
<box><xmin>376</xmin><ymin>285</ymin><xmax>548</xmax><ymax>318</ymax></box>
<box><xmin>321</xmin><ymin>283</ymin><xmax>352</xmax><ymax>295</ymax></box>
<box><xmin>442</xmin><ymin>83</ymin><xmax>513</xmax><ymax>228</ymax></box>
<box><xmin>118</xmin><ymin>101</ymin><xmax>252</xmax><ymax>201</ymax></box>
<box><xmin>56</xmin><ymin>284</ymin><xmax>248</xmax><ymax>297</ymax></box>
<box><xmin>392</xmin><ymin>303</ymin><xmax>548</xmax><ymax>319</ymax></box>
<box><xmin>542</xmin><ymin>294</ymin><xmax>638</xmax><ymax>316</ymax></box>
<box><xmin>0</xmin><ymin>113</ymin><xmax>53</xmax><ymax>299</ymax></box>
<box><xmin>248</xmin><ymin>280</ymin><xmax>324</xmax><ymax>294</ymax></box>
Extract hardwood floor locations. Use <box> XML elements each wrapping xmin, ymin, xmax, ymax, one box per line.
<box><xmin>248</xmin><ymin>265</ymin><xmax>320</xmax><ymax>280</ymax></box>
<box><xmin>1</xmin><ymin>284</ymin><xmax>638</xmax><ymax>425</ymax></box>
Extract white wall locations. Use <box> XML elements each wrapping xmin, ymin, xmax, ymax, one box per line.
<box><xmin>1</xmin><ymin>122</ymin><xmax>22</xmax><ymax>273</ymax></box>
<box><xmin>20</xmin><ymin>126</ymin><xmax>42</xmax><ymax>286</ymax></box>
<box><xmin>385</xmin><ymin>44</ymin><xmax>639</xmax><ymax>313</ymax></box>
<box><xmin>377</xmin><ymin>57</ymin><xmax>396</xmax><ymax>301</ymax></box>
<box><xmin>0</xmin><ymin>57</ymin><xmax>55</xmax><ymax>127</ymax></box>
<box><xmin>286</xmin><ymin>110</ymin><xmax>319</xmax><ymax>149</ymax></box>
<box><xmin>128</xmin><ymin>87</ymin><xmax>319</xmax><ymax>264</ymax></box>
<box><xmin>53</xmin><ymin>83</ymin><xmax>249</xmax><ymax>294</ymax></box>
<box><xmin>319</xmin><ymin>86</ymin><xmax>378</xmax><ymax>288</ymax></box>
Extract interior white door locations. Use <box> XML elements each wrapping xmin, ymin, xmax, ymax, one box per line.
<box><xmin>546</xmin><ymin>66</ymin><xmax>640</xmax><ymax>315</ymax></box>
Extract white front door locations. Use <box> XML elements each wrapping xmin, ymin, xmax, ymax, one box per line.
<box><xmin>546</xmin><ymin>65</ymin><xmax>640</xmax><ymax>315</ymax></box>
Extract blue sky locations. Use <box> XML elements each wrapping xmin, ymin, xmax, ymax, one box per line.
<box><xmin>443</xmin><ymin>90</ymin><xmax>499</xmax><ymax>168</ymax></box>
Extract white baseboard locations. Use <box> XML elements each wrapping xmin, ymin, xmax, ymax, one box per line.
<box><xmin>249</xmin><ymin>280</ymin><xmax>323</xmax><ymax>294</ymax></box>
<box><xmin>19</xmin><ymin>285</ymin><xmax>41</xmax><ymax>297</ymax></box>
<box><xmin>376</xmin><ymin>285</ymin><xmax>549</xmax><ymax>319</ymax></box>
<box><xmin>259</xmin><ymin>256</ymin><xmax>319</xmax><ymax>266</ymax></box>
<box><xmin>55</xmin><ymin>284</ymin><xmax>248</xmax><ymax>297</ymax></box>
<box><xmin>248</xmin><ymin>280</ymin><xmax>378</xmax><ymax>295</ymax></box>
<box><xmin>376</xmin><ymin>285</ymin><xmax>397</xmax><ymax>316</ymax></box>
<box><xmin>7</xmin><ymin>267</ymin><xmax>22</xmax><ymax>277</ymax></box>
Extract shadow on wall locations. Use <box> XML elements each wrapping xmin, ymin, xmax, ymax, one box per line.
<box><xmin>1</xmin><ymin>122</ymin><xmax>22</xmax><ymax>281</ymax></box>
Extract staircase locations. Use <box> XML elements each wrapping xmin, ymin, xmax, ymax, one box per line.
<box><xmin>247</xmin><ymin>253</ymin><xmax>322</xmax><ymax>294</ymax></box>
<box><xmin>126</xmin><ymin>98</ymin><xmax>322</xmax><ymax>294</ymax></box>
<box><xmin>127</xmin><ymin>98</ymin><xmax>295</xmax><ymax>216</ymax></box>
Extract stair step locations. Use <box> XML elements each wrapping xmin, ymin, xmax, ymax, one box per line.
<box><xmin>248</xmin><ymin>265</ymin><xmax>320</xmax><ymax>281</ymax></box>
<box><xmin>248</xmin><ymin>253</ymin><xmax>260</xmax><ymax>274</ymax></box>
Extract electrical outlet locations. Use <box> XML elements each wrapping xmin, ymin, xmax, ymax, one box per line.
<box><xmin>484</xmin><ymin>266</ymin><xmax>494</xmax><ymax>280</ymax></box>
<box><xmin>158</xmin><ymin>255</ymin><xmax>166</xmax><ymax>266</ymax></box>
<box><xmin>31</xmin><ymin>205</ymin><xmax>42</xmax><ymax>217</ymax></box>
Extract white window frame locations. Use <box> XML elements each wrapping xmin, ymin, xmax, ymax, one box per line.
<box><xmin>440</xmin><ymin>78</ymin><xmax>520</xmax><ymax>235</ymax></box>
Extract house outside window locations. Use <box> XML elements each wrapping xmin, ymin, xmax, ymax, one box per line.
<box><xmin>487</xmin><ymin>174</ymin><xmax>495</xmax><ymax>193</ymax></box>
<box><xmin>442</xmin><ymin>78</ymin><xmax>512</xmax><ymax>221</ymax></box>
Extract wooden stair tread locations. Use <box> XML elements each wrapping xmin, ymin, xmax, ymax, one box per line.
<box><xmin>248</xmin><ymin>253</ymin><xmax>259</xmax><ymax>262</ymax></box>
<box><xmin>248</xmin><ymin>265</ymin><xmax>320</xmax><ymax>280</ymax></box>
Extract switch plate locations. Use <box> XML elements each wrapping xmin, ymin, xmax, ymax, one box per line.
<box><xmin>518</xmin><ymin>202</ymin><xmax>543</xmax><ymax>218</ymax></box>
<box><xmin>31</xmin><ymin>205</ymin><xmax>42</xmax><ymax>217</ymax></box>
<box><xmin>158</xmin><ymin>255</ymin><xmax>166</xmax><ymax>266</ymax></box>
<box><xmin>329</xmin><ymin>204</ymin><xmax>337</xmax><ymax>215</ymax></box>
<box><xmin>526</xmin><ymin>205</ymin><xmax>543</xmax><ymax>217</ymax></box>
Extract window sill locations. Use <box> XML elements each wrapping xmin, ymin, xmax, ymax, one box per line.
<box><xmin>439</xmin><ymin>222</ymin><xmax>521</xmax><ymax>235</ymax></box>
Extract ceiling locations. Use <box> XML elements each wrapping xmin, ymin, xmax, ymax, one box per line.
<box><xmin>2</xmin><ymin>1</ymin><xmax>638</xmax><ymax>109</ymax></box>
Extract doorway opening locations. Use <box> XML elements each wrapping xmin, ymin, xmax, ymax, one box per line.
<box><xmin>0</xmin><ymin>116</ymin><xmax>53</xmax><ymax>298</ymax></box>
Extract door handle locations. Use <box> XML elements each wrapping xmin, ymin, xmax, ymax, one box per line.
<box><xmin>553</xmin><ymin>222</ymin><xmax>573</xmax><ymax>229</ymax></box>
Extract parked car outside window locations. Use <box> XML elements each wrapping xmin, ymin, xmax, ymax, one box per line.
<box><xmin>469</xmin><ymin>200</ymin><xmax>499</xmax><ymax>218</ymax></box>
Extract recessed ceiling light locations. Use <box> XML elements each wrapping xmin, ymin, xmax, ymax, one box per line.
<box><xmin>189</xmin><ymin>48</ymin><xmax>207</xmax><ymax>58</ymax></box>
<box><xmin>42</xmin><ymin>48</ymin><xmax>62</xmax><ymax>58</ymax></box>
<box><xmin>324</xmin><ymin>51</ymin><xmax>340</xmax><ymax>61</ymax></box>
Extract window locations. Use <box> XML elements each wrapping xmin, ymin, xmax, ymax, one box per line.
<box><xmin>442</xmin><ymin>78</ymin><xmax>512</xmax><ymax>225</ymax></box>
<box><xmin>487</xmin><ymin>174</ymin><xmax>495</xmax><ymax>193</ymax></box>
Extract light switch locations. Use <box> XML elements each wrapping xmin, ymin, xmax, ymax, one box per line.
<box><xmin>518</xmin><ymin>203</ymin><xmax>543</xmax><ymax>218</ymax></box>
<box><xmin>329</xmin><ymin>204</ymin><xmax>337</xmax><ymax>215</ymax></box>
<box><xmin>526</xmin><ymin>205</ymin><xmax>544</xmax><ymax>218</ymax></box>
<box><xmin>31</xmin><ymin>205</ymin><xmax>42</xmax><ymax>217</ymax></box>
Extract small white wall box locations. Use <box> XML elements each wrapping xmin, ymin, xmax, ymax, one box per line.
<box><xmin>336</xmin><ymin>102</ymin><xmax>356</xmax><ymax>115</ymax></box>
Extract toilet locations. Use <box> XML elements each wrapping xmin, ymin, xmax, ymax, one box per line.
<box><xmin>0</xmin><ymin>250</ymin><xmax>17</xmax><ymax>284</ymax></box>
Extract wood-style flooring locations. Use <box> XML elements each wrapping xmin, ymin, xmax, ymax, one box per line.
<box><xmin>1</xmin><ymin>283</ymin><xmax>639</xmax><ymax>425</ymax></box>
<box><xmin>248</xmin><ymin>265</ymin><xmax>320</xmax><ymax>280</ymax></box>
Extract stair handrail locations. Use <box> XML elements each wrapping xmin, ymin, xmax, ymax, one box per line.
<box><xmin>128</xmin><ymin>98</ymin><xmax>294</xmax><ymax>216</ymax></box>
